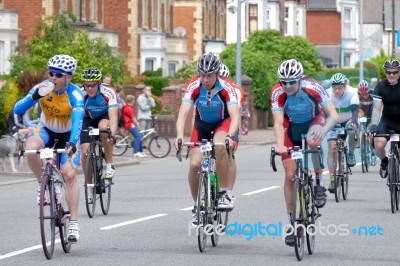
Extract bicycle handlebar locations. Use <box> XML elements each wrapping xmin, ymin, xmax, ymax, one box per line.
<box><xmin>176</xmin><ymin>139</ymin><xmax>232</xmax><ymax>162</ymax></box>
<box><xmin>23</xmin><ymin>148</ymin><xmax>67</xmax><ymax>155</ymax></box>
<box><xmin>270</xmin><ymin>146</ymin><xmax>325</xmax><ymax>172</ymax></box>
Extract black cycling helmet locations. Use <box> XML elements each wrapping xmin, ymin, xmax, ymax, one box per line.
<box><xmin>383</xmin><ymin>59</ymin><xmax>400</xmax><ymax>69</ymax></box>
<box><xmin>82</xmin><ymin>67</ymin><xmax>102</xmax><ymax>82</ymax></box>
<box><xmin>197</xmin><ymin>52</ymin><xmax>221</xmax><ymax>75</ymax></box>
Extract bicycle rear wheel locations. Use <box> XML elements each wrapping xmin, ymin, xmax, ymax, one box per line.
<box><xmin>100</xmin><ymin>178</ymin><xmax>112</xmax><ymax>215</ymax></box>
<box><xmin>148</xmin><ymin>136</ymin><xmax>171</xmax><ymax>158</ymax></box>
<box><xmin>306</xmin><ymin>184</ymin><xmax>315</xmax><ymax>255</ymax></box>
<box><xmin>113</xmin><ymin>134</ymin><xmax>128</xmax><ymax>156</ymax></box>
<box><xmin>197</xmin><ymin>172</ymin><xmax>208</xmax><ymax>253</ymax></box>
<box><xmin>84</xmin><ymin>152</ymin><xmax>97</xmax><ymax>218</ymax></box>
<box><xmin>292</xmin><ymin>178</ymin><xmax>305</xmax><ymax>261</ymax></box>
<box><xmin>361</xmin><ymin>133</ymin><xmax>368</xmax><ymax>173</ymax></box>
<box><xmin>342</xmin><ymin>151</ymin><xmax>349</xmax><ymax>200</ymax></box>
<box><xmin>58</xmin><ymin>204</ymin><xmax>71</xmax><ymax>253</ymax></box>
<box><xmin>40</xmin><ymin>176</ymin><xmax>55</xmax><ymax>259</ymax></box>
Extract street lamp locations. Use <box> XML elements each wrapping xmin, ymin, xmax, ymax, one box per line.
<box><xmin>228</xmin><ymin>0</ymin><xmax>242</xmax><ymax>87</ymax></box>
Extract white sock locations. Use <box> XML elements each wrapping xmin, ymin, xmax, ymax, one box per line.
<box><xmin>220</xmin><ymin>187</ymin><xmax>227</xmax><ymax>193</ymax></box>
<box><xmin>226</xmin><ymin>190</ymin><xmax>233</xmax><ymax>198</ymax></box>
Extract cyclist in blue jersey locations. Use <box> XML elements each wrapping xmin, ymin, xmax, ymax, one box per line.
<box><xmin>14</xmin><ymin>54</ymin><xmax>84</xmax><ymax>243</ymax></box>
<box><xmin>79</xmin><ymin>67</ymin><xmax>119</xmax><ymax>203</ymax></box>
<box><xmin>175</xmin><ymin>52</ymin><xmax>240</xmax><ymax>226</ymax></box>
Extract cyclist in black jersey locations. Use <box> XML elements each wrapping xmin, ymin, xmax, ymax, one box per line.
<box><xmin>370</xmin><ymin>59</ymin><xmax>400</xmax><ymax>178</ymax></box>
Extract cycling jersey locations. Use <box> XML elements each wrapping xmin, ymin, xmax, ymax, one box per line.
<box><xmin>359</xmin><ymin>91</ymin><xmax>373</xmax><ymax>118</ymax></box>
<box><xmin>373</xmin><ymin>79</ymin><xmax>400</xmax><ymax>128</ymax></box>
<box><xmin>14</xmin><ymin>80</ymin><xmax>84</xmax><ymax>144</ymax></box>
<box><xmin>182</xmin><ymin>76</ymin><xmax>238</xmax><ymax>123</ymax></box>
<box><xmin>270</xmin><ymin>79</ymin><xmax>330</xmax><ymax>123</ymax></box>
<box><xmin>83</xmin><ymin>84</ymin><xmax>118</xmax><ymax>119</ymax></box>
<box><xmin>326</xmin><ymin>85</ymin><xmax>359</xmax><ymax>123</ymax></box>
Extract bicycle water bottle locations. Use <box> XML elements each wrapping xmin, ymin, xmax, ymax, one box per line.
<box><xmin>210</xmin><ymin>172</ymin><xmax>216</xmax><ymax>186</ymax></box>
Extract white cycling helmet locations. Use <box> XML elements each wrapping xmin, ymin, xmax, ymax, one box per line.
<box><xmin>330</xmin><ymin>73</ymin><xmax>348</xmax><ymax>85</ymax></box>
<box><xmin>48</xmin><ymin>54</ymin><xmax>77</xmax><ymax>75</ymax></box>
<box><xmin>277</xmin><ymin>59</ymin><xmax>303</xmax><ymax>80</ymax></box>
<box><xmin>219</xmin><ymin>64</ymin><xmax>230</xmax><ymax>78</ymax></box>
<box><xmin>197</xmin><ymin>52</ymin><xmax>221</xmax><ymax>75</ymax></box>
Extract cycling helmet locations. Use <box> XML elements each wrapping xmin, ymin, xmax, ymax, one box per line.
<box><xmin>383</xmin><ymin>59</ymin><xmax>400</xmax><ymax>69</ymax></box>
<box><xmin>219</xmin><ymin>64</ymin><xmax>230</xmax><ymax>78</ymax></box>
<box><xmin>277</xmin><ymin>59</ymin><xmax>303</xmax><ymax>80</ymax></box>
<box><xmin>330</xmin><ymin>73</ymin><xmax>348</xmax><ymax>85</ymax></box>
<box><xmin>358</xmin><ymin>80</ymin><xmax>370</xmax><ymax>95</ymax></box>
<box><xmin>48</xmin><ymin>54</ymin><xmax>77</xmax><ymax>75</ymax></box>
<box><xmin>197</xmin><ymin>52</ymin><xmax>221</xmax><ymax>74</ymax></box>
<box><xmin>82</xmin><ymin>67</ymin><xmax>102</xmax><ymax>82</ymax></box>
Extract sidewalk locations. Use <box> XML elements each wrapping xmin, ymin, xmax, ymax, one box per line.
<box><xmin>0</xmin><ymin>128</ymin><xmax>275</xmax><ymax>185</ymax></box>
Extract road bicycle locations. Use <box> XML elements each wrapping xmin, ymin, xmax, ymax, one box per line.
<box><xmin>177</xmin><ymin>138</ymin><xmax>231</xmax><ymax>253</ymax></box>
<box><xmin>373</xmin><ymin>131</ymin><xmax>400</xmax><ymax>213</ymax></box>
<box><xmin>359</xmin><ymin>117</ymin><xmax>374</xmax><ymax>173</ymax></box>
<box><xmin>330</xmin><ymin>124</ymin><xmax>356</xmax><ymax>203</ymax></box>
<box><xmin>113</xmin><ymin>116</ymin><xmax>171</xmax><ymax>158</ymax></box>
<box><xmin>82</xmin><ymin>127</ymin><xmax>113</xmax><ymax>218</ymax></box>
<box><xmin>240</xmin><ymin>104</ymin><xmax>250</xmax><ymax>135</ymax></box>
<box><xmin>270</xmin><ymin>136</ymin><xmax>324</xmax><ymax>261</ymax></box>
<box><xmin>24</xmin><ymin>145</ymin><xmax>71</xmax><ymax>259</ymax></box>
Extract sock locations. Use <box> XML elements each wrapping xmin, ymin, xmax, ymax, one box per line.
<box><xmin>330</xmin><ymin>175</ymin><xmax>335</xmax><ymax>182</ymax></box>
<box><xmin>226</xmin><ymin>190</ymin><xmax>233</xmax><ymax>198</ymax></box>
<box><xmin>287</xmin><ymin>213</ymin><xmax>293</xmax><ymax>224</ymax></box>
<box><xmin>219</xmin><ymin>187</ymin><xmax>227</xmax><ymax>193</ymax></box>
<box><xmin>315</xmin><ymin>173</ymin><xmax>323</xmax><ymax>186</ymax></box>
<box><xmin>70</xmin><ymin>219</ymin><xmax>77</xmax><ymax>225</ymax></box>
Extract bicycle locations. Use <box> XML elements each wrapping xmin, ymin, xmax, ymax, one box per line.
<box><xmin>331</xmin><ymin>124</ymin><xmax>356</xmax><ymax>203</ymax></box>
<box><xmin>359</xmin><ymin>117</ymin><xmax>374</xmax><ymax>173</ymax></box>
<box><xmin>177</xmin><ymin>138</ymin><xmax>231</xmax><ymax>253</ymax></box>
<box><xmin>113</xmin><ymin>115</ymin><xmax>171</xmax><ymax>158</ymax></box>
<box><xmin>270</xmin><ymin>138</ymin><xmax>324</xmax><ymax>261</ymax></box>
<box><xmin>373</xmin><ymin>131</ymin><xmax>400</xmax><ymax>213</ymax></box>
<box><xmin>24</xmin><ymin>145</ymin><xmax>71</xmax><ymax>260</ymax></box>
<box><xmin>240</xmin><ymin>103</ymin><xmax>250</xmax><ymax>135</ymax></box>
<box><xmin>82</xmin><ymin>127</ymin><xmax>113</xmax><ymax>218</ymax></box>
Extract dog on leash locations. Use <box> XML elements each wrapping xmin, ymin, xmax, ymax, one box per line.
<box><xmin>0</xmin><ymin>134</ymin><xmax>18</xmax><ymax>172</ymax></box>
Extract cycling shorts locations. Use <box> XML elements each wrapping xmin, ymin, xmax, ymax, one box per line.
<box><xmin>80</xmin><ymin>112</ymin><xmax>110</xmax><ymax>144</ymax></box>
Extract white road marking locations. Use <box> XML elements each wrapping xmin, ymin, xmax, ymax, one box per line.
<box><xmin>180</xmin><ymin>207</ymin><xmax>193</xmax><ymax>211</ymax></box>
<box><xmin>242</xmin><ymin>186</ymin><xmax>280</xmax><ymax>196</ymax></box>
<box><xmin>100</xmin><ymin>214</ymin><xmax>168</xmax><ymax>230</ymax></box>
<box><xmin>0</xmin><ymin>239</ymin><xmax>60</xmax><ymax>260</ymax></box>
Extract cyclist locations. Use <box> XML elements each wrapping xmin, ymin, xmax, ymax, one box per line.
<box><xmin>122</xmin><ymin>94</ymin><xmax>145</xmax><ymax>158</ymax></box>
<box><xmin>175</xmin><ymin>52</ymin><xmax>240</xmax><ymax>226</ymax></box>
<box><xmin>370</xmin><ymin>59</ymin><xmax>400</xmax><ymax>178</ymax></box>
<box><xmin>14</xmin><ymin>54</ymin><xmax>84</xmax><ymax>243</ymax></box>
<box><xmin>358</xmin><ymin>80</ymin><xmax>376</xmax><ymax>165</ymax></box>
<box><xmin>270</xmin><ymin>59</ymin><xmax>338</xmax><ymax>246</ymax></box>
<box><xmin>219</xmin><ymin>63</ymin><xmax>243</xmax><ymax>206</ymax></box>
<box><xmin>326</xmin><ymin>73</ymin><xmax>359</xmax><ymax>193</ymax></box>
<box><xmin>80</xmin><ymin>67</ymin><xmax>119</xmax><ymax>200</ymax></box>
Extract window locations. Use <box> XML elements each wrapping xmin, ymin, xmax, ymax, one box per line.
<box><xmin>72</xmin><ymin>0</ymin><xmax>85</xmax><ymax>21</ymax></box>
<box><xmin>284</xmin><ymin>7</ymin><xmax>289</xmax><ymax>35</ymax></box>
<box><xmin>249</xmin><ymin>4</ymin><xmax>258</xmax><ymax>34</ymax></box>
<box><xmin>266</xmin><ymin>9</ymin><xmax>270</xmax><ymax>28</ymax></box>
<box><xmin>143</xmin><ymin>0</ymin><xmax>148</xmax><ymax>29</ymax></box>
<box><xmin>90</xmin><ymin>0</ymin><xmax>98</xmax><ymax>22</ymax></box>
<box><xmin>145</xmin><ymin>59</ymin><xmax>155</xmax><ymax>71</ymax></box>
<box><xmin>152</xmin><ymin>0</ymin><xmax>159</xmax><ymax>30</ymax></box>
<box><xmin>168</xmin><ymin>62</ymin><xmax>177</xmax><ymax>77</ymax></box>
<box><xmin>343</xmin><ymin>52</ymin><xmax>351</xmax><ymax>67</ymax></box>
<box><xmin>343</xmin><ymin>7</ymin><xmax>352</xmax><ymax>38</ymax></box>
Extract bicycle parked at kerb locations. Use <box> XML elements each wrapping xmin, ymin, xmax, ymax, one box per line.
<box><xmin>113</xmin><ymin>115</ymin><xmax>171</xmax><ymax>158</ymax></box>
<box><xmin>270</xmin><ymin>136</ymin><xmax>324</xmax><ymax>261</ymax></box>
<box><xmin>81</xmin><ymin>127</ymin><xmax>113</xmax><ymax>218</ymax></box>
<box><xmin>177</xmin><ymin>138</ymin><xmax>232</xmax><ymax>253</ymax></box>
<box><xmin>373</xmin><ymin>131</ymin><xmax>400</xmax><ymax>213</ymax></box>
<box><xmin>330</xmin><ymin>124</ymin><xmax>356</xmax><ymax>203</ymax></box>
<box><xmin>359</xmin><ymin>117</ymin><xmax>375</xmax><ymax>173</ymax></box>
<box><xmin>24</xmin><ymin>143</ymin><xmax>71</xmax><ymax>260</ymax></box>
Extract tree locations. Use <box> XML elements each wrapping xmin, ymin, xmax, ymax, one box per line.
<box><xmin>10</xmin><ymin>13</ymin><xmax>126</xmax><ymax>86</ymax></box>
<box><xmin>220</xmin><ymin>29</ymin><xmax>322</xmax><ymax>110</ymax></box>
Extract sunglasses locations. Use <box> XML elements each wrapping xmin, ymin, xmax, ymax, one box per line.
<box><xmin>49</xmin><ymin>72</ymin><xmax>67</xmax><ymax>78</ymax></box>
<box><xmin>84</xmin><ymin>83</ymin><xmax>99</xmax><ymax>89</ymax></box>
<box><xmin>385</xmin><ymin>70</ymin><xmax>400</xmax><ymax>75</ymax></box>
<box><xmin>280</xmin><ymin>80</ymin><xmax>299</xmax><ymax>86</ymax></box>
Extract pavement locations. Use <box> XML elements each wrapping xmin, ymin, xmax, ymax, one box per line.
<box><xmin>0</xmin><ymin>129</ymin><xmax>275</xmax><ymax>185</ymax></box>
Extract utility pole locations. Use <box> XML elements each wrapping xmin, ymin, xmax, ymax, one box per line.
<box><xmin>359</xmin><ymin>0</ymin><xmax>364</xmax><ymax>82</ymax></box>
<box><xmin>236</xmin><ymin>0</ymin><xmax>242</xmax><ymax>86</ymax></box>
<box><xmin>279</xmin><ymin>0</ymin><xmax>284</xmax><ymax>36</ymax></box>
<box><xmin>392</xmin><ymin>0</ymin><xmax>396</xmax><ymax>58</ymax></box>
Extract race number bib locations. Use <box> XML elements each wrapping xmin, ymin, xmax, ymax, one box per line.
<box><xmin>89</xmin><ymin>128</ymin><xmax>100</xmax><ymax>136</ymax></box>
<box><xmin>390</xmin><ymin>134</ymin><xmax>399</xmax><ymax>142</ymax></box>
<box><xmin>200</xmin><ymin>142</ymin><xmax>212</xmax><ymax>153</ymax></box>
<box><xmin>40</xmin><ymin>148</ymin><xmax>53</xmax><ymax>159</ymax></box>
<box><xmin>291</xmin><ymin>151</ymin><xmax>303</xmax><ymax>160</ymax></box>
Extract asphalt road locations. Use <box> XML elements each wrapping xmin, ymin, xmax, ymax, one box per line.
<box><xmin>0</xmin><ymin>144</ymin><xmax>399</xmax><ymax>265</ymax></box>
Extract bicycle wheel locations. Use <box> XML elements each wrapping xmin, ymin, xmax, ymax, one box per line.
<box><xmin>292</xmin><ymin>178</ymin><xmax>305</xmax><ymax>261</ymax></box>
<box><xmin>210</xmin><ymin>186</ymin><xmax>219</xmax><ymax>247</ymax></box>
<box><xmin>58</xmin><ymin>196</ymin><xmax>71</xmax><ymax>253</ymax></box>
<box><xmin>342</xmin><ymin>150</ymin><xmax>349</xmax><ymax>200</ymax></box>
<box><xmin>306</xmin><ymin>183</ymin><xmax>315</xmax><ymax>255</ymax></box>
<box><xmin>395</xmin><ymin>158</ymin><xmax>400</xmax><ymax>211</ymax></box>
<box><xmin>241</xmin><ymin>117</ymin><xmax>249</xmax><ymax>135</ymax></box>
<box><xmin>40</xmin><ymin>176</ymin><xmax>55</xmax><ymax>259</ymax></box>
<box><xmin>113</xmin><ymin>134</ymin><xmax>128</xmax><ymax>156</ymax></box>
<box><xmin>388</xmin><ymin>157</ymin><xmax>396</xmax><ymax>213</ymax></box>
<box><xmin>334</xmin><ymin>149</ymin><xmax>342</xmax><ymax>203</ymax></box>
<box><xmin>361</xmin><ymin>133</ymin><xmax>367</xmax><ymax>173</ymax></box>
<box><xmin>84</xmin><ymin>152</ymin><xmax>97</xmax><ymax>218</ymax></box>
<box><xmin>148</xmin><ymin>136</ymin><xmax>171</xmax><ymax>158</ymax></box>
<box><xmin>197</xmin><ymin>172</ymin><xmax>208</xmax><ymax>253</ymax></box>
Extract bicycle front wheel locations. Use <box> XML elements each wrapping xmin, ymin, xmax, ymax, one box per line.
<box><xmin>148</xmin><ymin>136</ymin><xmax>171</xmax><ymax>158</ymax></box>
<box><xmin>334</xmin><ymin>149</ymin><xmax>342</xmax><ymax>203</ymax></box>
<box><xmin>342</xmin><ymin>151</ymin><xmax>349</xmax><ymax>200</ymax></box>
<box><xmin>113</xmin><ymin>134</ymin><xmax>128</xmax><ymax>156</ymax></box>
<box><xmin>100</xmin><ymin>179</ymin><xmax>112</xmax><ymax>215</ymax></box>
<box><xmin>40</xmin><ymin>176</ymin><xmax>55</xmax><ymax>259</ymax></box>
<box><xmin>292</xmin><ymin>178</ymin><xmax>305</xmax><ymax>261</ymax></box>
<box><xmin>197</xmin><ymin>172</ymin><xmax>208</xmax><ymax>253</ymax></box>
<box><xmin>361</xmin><ymin>133</ymin><xmax>368</xmax><ymax>173</ymax></box>
<box><xmin>388</xmin><ymin>157</ymin><xmax>397</xmax><ymax>213</ymax></box>
<box><xmin>306</xmin><ymin>184</ymin><xmax>315</xmax><ymax>255</ymax></box>
<box><xmin>84</xmin><ymin>153</ymin><xmax>97</xmax><ymax>218</ymax></box>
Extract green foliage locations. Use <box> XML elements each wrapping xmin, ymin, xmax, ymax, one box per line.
<box><xmin>220</xmin><ymin>29</ymin><xmax>322</xmax><ymax>110</ymax></box>
<box><xmin>174</xmin><ymin>61</ymin><xmax>197</xmax><ymax>80</ymax></box>
<box><xmin>144</xmin><ymin>77</ymin><xmax>170</xmax><ymax>97</ymax></box>
<box><xmin>141</xmin><ymin>68</ymin><xmax>163</xmax><ymax>77</ymax></box>
<box><xmin>0</xmin><ymin>80</ymin><xmax>22</xmax><ymax>134</ymax></box>
<box><xmin>9</xmin><ymin>13</ymin><xmax>126</xmax><ymax>85</ymax></box>
<box><xmin>368</xmin><ymin>49</ymin><xmax>392</xmax><ymax>80</ymax></box>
